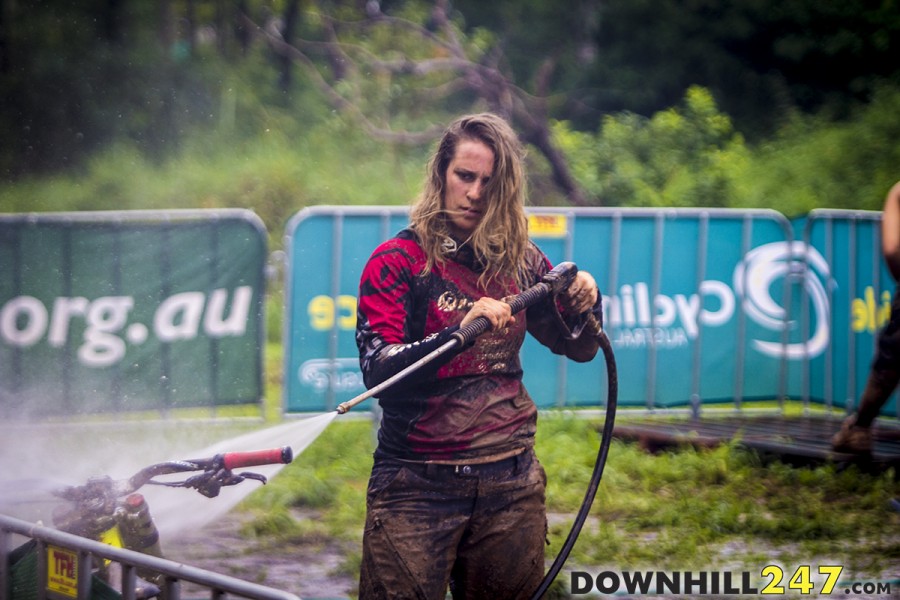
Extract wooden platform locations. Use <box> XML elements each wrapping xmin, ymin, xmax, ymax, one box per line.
<box><xmin>612</xmin><ymin>414</ymin><xmax>900</xmax><ymax>473</ymax></box>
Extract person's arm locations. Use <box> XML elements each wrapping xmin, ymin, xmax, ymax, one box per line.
<box><xmin>356</xmin><ymin>244</ymin><xmax>459</xmax><ymax>392</ymax></box>
<box><xmin>882</xmin><ymin>181</ymin><xmax>900</xmax><ymax>282</ymax></box>
<box><xmin>528</xmin><ymin>287</ymin><xmax>603</xmax><ymax>362</ymax></box>
<box><xmin>524</xmin><ymin>250</ymin><xmax>603</xmax><ymax>363</ymax></box>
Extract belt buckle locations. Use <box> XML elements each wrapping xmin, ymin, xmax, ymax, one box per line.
<box><xmin>454</xmin><ymin>464</ymin><xmax>473</xmax><ymax>475</ymax></box>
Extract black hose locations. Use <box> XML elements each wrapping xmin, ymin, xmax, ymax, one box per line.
<box><xmin>529</xmin><ymin>329</ymin><xmax>618</xmax><ymax>599</ymax></box>
<box><xmin>337</xmin><ymin>263</ymin><xmax>577</xmax><ymax>415</ymax></box>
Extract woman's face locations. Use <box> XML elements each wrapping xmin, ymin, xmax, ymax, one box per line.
<box><xmin>443</xmin><ymin>138</ymin><xmax>494</xmax><ymax>239</ymax></box>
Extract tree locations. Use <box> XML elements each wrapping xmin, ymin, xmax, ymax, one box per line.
<box><xmin>555</xmin><ymin>86</ymin><xmax>749</xmax><ymax>207</ymax></box>
<box><xmin>571</xmin><ymin>0</ymin><xmax>900</xmax><ymax>138</ymax></box>
<box><xmin>246</xmin><ymin>0</ymin><xmax>591</xmax><ymax>204</ymax></box>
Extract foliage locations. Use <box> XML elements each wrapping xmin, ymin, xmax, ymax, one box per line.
<box><xmin>3</xmin><ymin>76</ymin><xmax>900</xmax><ymax>240</ymax></box>
<box><xmin>4</xmin><ymin>78</ymin><xmax>900</xmax><ymax>237</ymax></box>
<box><xmin>562</xmin><ymin>0</ymin><xmax>900</xmax><ymax>137</ymax></box>
<box><xmin>555</xmin><ymin>86</ymin><xmax>749</xmax><ymax>207</ymax></box>
<box><xmin>738</xmin><ymin>84</ymin><xmax>900</xmax><ymax>216</ymax></box>
<box><xmin>4</xmin><ymin>0</ymin><xmax>900</xmax><ymax>207</ymax></box>
<box><xmin>553</xmin><ymin>83</ymin><xmax>900</xmax><ymax>212</ymax></box>
<box><xmin>0</xmin><ymin>1</ymin><xmax>225</xmax><ymax>176</ymax></box>
<box><xmin>2</xmin><ymin>3</ymin><xmax>900</xmax><ymax>231</ymax></box>
<box><xmin>0</xmin><ymin>109</ymin><xmax>427</xmax><ymax>249</ymax></box>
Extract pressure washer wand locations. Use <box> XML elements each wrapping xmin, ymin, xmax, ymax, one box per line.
<box><xmin>335</xmin><ymin>261</ymin><xmax>578</xmax><ymax>415</ymax></box>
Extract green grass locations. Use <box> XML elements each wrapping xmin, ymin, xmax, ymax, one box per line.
<box><xmin>3</xmin><ymin>332</ymin><xmax>896</xmax><ymax>594</ymax></box>
<box><xmin>7</xmin><ymin>320</ymin><xmax>893</xmax><ymax>591</ymax></box>
<box><xmin>237</xmin><ymin>409</ymin><xmax>899</xmax><ymax>590</ymax></box>
<box><xmin>245</xmin><ymin>345</ymin><xmax>900</xmax><ymax>584</ymax></box>
<box><xmin>7</xmin><ymin>328</ymin><xmax>900</xmax><ymax>593</ymax></box>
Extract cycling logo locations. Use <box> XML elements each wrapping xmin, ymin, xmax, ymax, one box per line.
<box><xmin>734</xmin><ymin>241</ymin><xmax>833</xmax><ymax>360</ymax></box>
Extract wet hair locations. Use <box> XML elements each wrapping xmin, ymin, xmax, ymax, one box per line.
<box><xmin>410</xmin><ymin>113</ymin><xmax>529</xmax><ymax>289</ymax></box>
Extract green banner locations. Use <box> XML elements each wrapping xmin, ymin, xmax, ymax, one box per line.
<box><xmin>0</xmin><ymin>210</ymin><xmax>267</xmax><ymax>418</ymax></box>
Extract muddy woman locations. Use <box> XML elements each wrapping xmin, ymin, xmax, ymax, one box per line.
<box><xmin>354</xmin><ymin>112</ymin><xmax>604</xmax><ymax>599</ymax></box>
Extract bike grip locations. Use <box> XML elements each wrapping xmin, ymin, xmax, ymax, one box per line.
<box><xmin>221</xmin><ymin>446</ymin><xmax>293</xmax><ymax>470</ymax></box>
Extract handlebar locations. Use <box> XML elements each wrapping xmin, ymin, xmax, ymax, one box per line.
<box><xmin>175</xmin><ymin>446</ymin><xmax>295</xmax><ymax>473</ymax></box>
<box><xmin>221</xmin><ymin>447</ymin><xmax>294</xmax><ymax>470</ymax></box>
<box><xmin>56</xmin><ymin>446</ymin><xmax>294</xmax><ymax>503</ymax></box>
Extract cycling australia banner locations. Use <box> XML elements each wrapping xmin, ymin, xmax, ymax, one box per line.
<box><xmin>283</xmin><ymin>206</ymin><xmax>891</xmax><ymax>415</ymax></box>
<box><xmin>0</xmin><ymin>210</ymin><xmax>267</xmax><ymax>418</ymax></box>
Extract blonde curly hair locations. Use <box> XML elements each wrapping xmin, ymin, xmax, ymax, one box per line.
<box><xmin>410</xmin><ymin>113</ymin><xmax>530</xmax><ymax>289</ymax></box>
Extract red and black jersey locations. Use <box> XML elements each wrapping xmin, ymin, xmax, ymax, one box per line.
<box><xmin>356</xmin><ymin>228</ymin><xmax>601</xmax><ymax>461</ymax></box>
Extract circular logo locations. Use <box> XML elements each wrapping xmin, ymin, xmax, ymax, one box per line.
<box><xmin>733</xmin><ymin>241</ymin><xmax>832</xmax><ymax>359</ymax></box>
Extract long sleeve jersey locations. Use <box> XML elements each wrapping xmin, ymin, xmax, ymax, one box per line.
<box><xmin>356</xmin><ymin>228</ymin><xmax>602</xmax><ymax>462</ymax></box>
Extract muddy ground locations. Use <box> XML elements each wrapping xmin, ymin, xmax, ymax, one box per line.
<box><xmin>164</xmin><ymin>510</ymin><xmax>358</xmax><ymax>600</ymax></box>
<box><xmin>166</xmin><ymin>509</ymin><xmax>900</xmax><ymax>600</ymax></box>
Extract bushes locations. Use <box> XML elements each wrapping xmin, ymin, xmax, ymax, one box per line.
<box><xmin>555</xmin><ymin>84</ymin><xmax>900</xmax><ymax>213</ymax></box>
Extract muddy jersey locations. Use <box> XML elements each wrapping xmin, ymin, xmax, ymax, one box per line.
<box><xmin>356</xmin><ymin>229</ymin><xmax>602</xmax><ymax>461</ymax></box>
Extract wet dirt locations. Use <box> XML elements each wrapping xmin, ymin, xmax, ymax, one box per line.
<box><xmin>163</xmin><ymin>510</ymin><xmax>358</xmax><ymax>600</ymax></box>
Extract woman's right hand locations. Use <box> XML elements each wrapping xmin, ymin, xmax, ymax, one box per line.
<box><xmin>460</xmin><ymin>297</ymin><xmax>515</xmax><ymax>330</ymax></box>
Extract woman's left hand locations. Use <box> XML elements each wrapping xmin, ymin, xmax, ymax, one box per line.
<box><xmin>562</xmin><ymin>270</ymin><xmax>599</xmax><ymax>314</ymax></box>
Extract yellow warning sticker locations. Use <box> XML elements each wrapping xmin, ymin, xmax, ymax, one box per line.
<box><xmin>528</xmin><ymin>214</ymin><xmax>568</xmax><ymax>238</ymax></box>
<box><xmin>47</xmin><ymin>545</ymin><xmax>78</xmax><ymax>598</ymax></box>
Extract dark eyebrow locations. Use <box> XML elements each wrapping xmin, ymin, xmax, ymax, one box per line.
<box><xmin>453</xmin><ymin>167</ymin><xmax>491</xmax><ymax>185</ymax></box>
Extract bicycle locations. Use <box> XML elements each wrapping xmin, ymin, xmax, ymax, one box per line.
<box><xmin>3</xmin><ymin>446</ymin><xmax>295</xmax><ymax>600</ymax></box>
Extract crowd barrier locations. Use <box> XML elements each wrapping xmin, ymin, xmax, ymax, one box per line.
<box><xmin>283</xmin><ymin>206</ymin><xmax>897</xmax><ymax>417</ymax></box>
<box><xmin>1</xmin><ymin>206</ymin><xmax>895</xmax><ymax>419</ymax></box>
<box><xmin>0</xmin><ymin>210</ymin><xmax>266</xmax><ymax>419</ymax></box>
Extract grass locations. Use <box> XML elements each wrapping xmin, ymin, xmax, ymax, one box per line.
<box><xmin>236</xmin><ymin>404</ymin><xmax>899</xmax><ymax>594</ymax></box>
<box><xmin>0</xmin><ymin>336</ymin><xmax>895</xmax><ymax>599</ymax></box>
<box><xmin>5</xmin><ymin>326</ymin><xmax>894</xmax><ymax>595</ymax></box>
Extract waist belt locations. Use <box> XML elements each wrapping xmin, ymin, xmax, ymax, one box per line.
<box><xmin>396</xmin><ymin>448</ymin><xmax>529</xmax><ymax>478</ymax></box>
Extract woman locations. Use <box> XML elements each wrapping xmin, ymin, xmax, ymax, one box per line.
<box><xmin>355</xmin><ymin>112</ymin><xmax>603</xmax><ymax>599</ymax></box>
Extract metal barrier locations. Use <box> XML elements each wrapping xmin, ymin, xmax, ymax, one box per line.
<box><xmin>0</xmin><ymin>209</ymin><xmax>267</xmax><ymax>420</ymax></box>
<box><xmin>801</xmin><ymin>209</ymin><xmax>898</xmax><ymax>417</ymax></box>
<box><xmin>283</xmin><ymin>206</ymin><xmax>798</xmax><ymax>415</ymax></box>
<box><xmin>587</xmin><ymin>207</ymin><xmax>796</xmax><ymax>416</ymax></box>
<box><xmin>0</xmin><ymin>514</ymin><xmax>300</xmax><ymax>600</ymax></box>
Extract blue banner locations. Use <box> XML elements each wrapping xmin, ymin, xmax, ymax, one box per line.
<box><xmin>802</xmin><ymin>210</ymin><xmax>896</xmax><ymax>415</ymax></box>
<box><xmin>283</xmin><ymin>206</ymin><xmax>890</xmax><ymax>416</ymax></box>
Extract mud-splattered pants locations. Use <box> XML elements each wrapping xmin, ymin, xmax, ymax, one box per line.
<box><xmin>358</xmin><ymin>449</ymin><xmax>547</xmax><ymax>600</ymax></box>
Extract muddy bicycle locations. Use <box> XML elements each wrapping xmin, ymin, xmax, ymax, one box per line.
<box><xmin>1</xmin><ymin>447</ymin><xmax>298</xmax><ymax>600</ymax></box>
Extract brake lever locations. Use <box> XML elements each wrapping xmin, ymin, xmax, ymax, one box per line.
<box><xmin>152</xmin><ymin>468</ymin><xmax>269</xmax><ymax>498</ymax></box>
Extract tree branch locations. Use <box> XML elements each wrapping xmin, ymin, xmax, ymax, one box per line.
<box><xmin>242</xmin><ymin>6</ymin><xmax>590</xmax><ymax>204</ymax></box>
